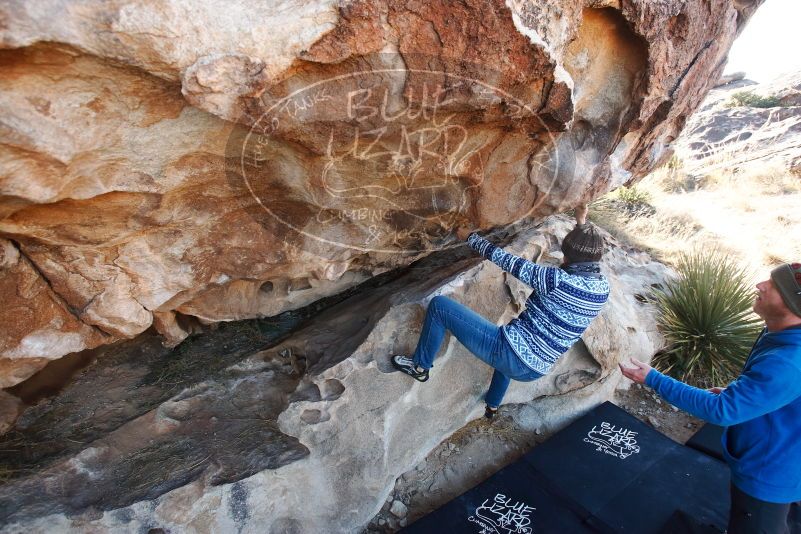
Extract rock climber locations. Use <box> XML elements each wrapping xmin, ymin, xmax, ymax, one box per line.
<box><xmin>620</xmin><ymin>263</ymin><xmax>801</xmax><ymax>534</ymax></box>
<box><xmin>392</xmin><ymin>205</ymin><xmax>611</xmax><ymax>419</ymax></box>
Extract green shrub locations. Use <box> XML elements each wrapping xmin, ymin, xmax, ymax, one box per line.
<box><xmin>615</xmin><ymin>185</ymin><xmax>651</xmax><ymax>207</ymax></box>
<box><xmin>726</xmin><ymin>91</ymin><xmax>783</xmax><ymax>109</ymax></box>
<box><xmin>652</xmin><ymin>250</ymin><xmax>763</xmax><ymax>386</ymax></box>
<box><xmin>665</xmin><ymin>154</ymin><xmax>683</xmax><ymax>171</ymax></box>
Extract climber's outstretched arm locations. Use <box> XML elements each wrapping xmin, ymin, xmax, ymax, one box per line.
<box><xmin>574</xmin><ymin>203</ymin><xmax>588</xmax><ymax>225</ymax></box>
<box><xmin>465</xmin><ymin>232</ymin><xmax>561</xmax><ymax>293</ymax></box>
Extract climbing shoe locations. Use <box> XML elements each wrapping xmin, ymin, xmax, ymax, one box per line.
<box><xmin>484</xmin><ymin>405</ymin><xmax>498</xmax><ymax>420</ymax></box>
<box><xmin>391</xmin><ymin>355</ymin><xmax>429</xmax><ymax>382</ymax></box>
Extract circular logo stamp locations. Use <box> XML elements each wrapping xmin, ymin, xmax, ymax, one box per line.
<box><xmin>226</xmin><ymin>53</ymin><xmax>561</xmax><ymax>255</ymax></box>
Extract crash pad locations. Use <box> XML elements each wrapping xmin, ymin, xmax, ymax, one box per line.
<box><xmin>402</xmin><ymin>402</ymin><xmax>730</xmax><ymax>534</ymax></box>
<box><xmin>685</xmin><ymin>423</ymin><xmax>726</xmax><ymax>463</ymax></box>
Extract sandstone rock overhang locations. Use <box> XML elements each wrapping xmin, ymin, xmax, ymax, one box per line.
<box><xmin>0</xmin><ymin>0</ymin><xmax>764</xmax><ymax>385</ymax></box>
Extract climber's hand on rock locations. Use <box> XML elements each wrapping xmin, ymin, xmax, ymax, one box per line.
<box><xmin>574</xmin><ymin>203</ymin><xmax>589</xmax><ymax>225</ymax></box>
<box><xmin>707</xmin><ymin>387</ymin><xmax>726</xmax><ymax>395</ymax></box>
<box><xmin>456</xmin><ymin>226</ymin><xmax>473</xmax><ymax>241</ymax></box>
<box><xmin>619</xmin><ymin>358</ymin><xmax>651</xmax><ymax>384</ymax></box>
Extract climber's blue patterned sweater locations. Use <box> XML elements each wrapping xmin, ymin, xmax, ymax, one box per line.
<box><xmin>467</xmin><ymin>233</ymin><xmax>610</xmax><ymax>375</ymax></box>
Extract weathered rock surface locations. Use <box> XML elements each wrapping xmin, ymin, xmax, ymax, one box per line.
<box><xmin>0</xmin><ymin>217</ymin><xmax>669</xmax><ymax>532</ymax></box>
<box><xmin>676</xmin><ymin>70</ymin><xmax>801</xmax><ymax>175</ymax></box>
<box><xmin>715</xmin><ymin>71</ymin><xmax>748</xmax><ymax>88</ymax></box>
<box><xmin>0</xmin><ymin>391</ymin><xmax>21</xmax><ymax>435</ymax></box>
<box><xmin>0</xmin><ymin>238</ymin><xmax>109</xmax><ymax>388</ymax></box>
<box><xmin>0</xmin><ymin>0</ymin><xmax>761</xmax><ymax>384</ymax></box>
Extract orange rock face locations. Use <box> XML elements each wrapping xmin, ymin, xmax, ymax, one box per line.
<box><xmin>0</xmin><ymin>0</ymin><xmax>763</xmax><ymax>385</ymax></box>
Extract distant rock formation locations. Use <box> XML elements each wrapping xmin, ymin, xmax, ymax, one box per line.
<box><xmin>676</xmin><ymin>70</ymin><xmax>801</xmax><ymax>175</ymax></box>
<box><xmin>715</xmin><ymin>71</ymin><xmax>749</xmax><ymax>88</ymax></box>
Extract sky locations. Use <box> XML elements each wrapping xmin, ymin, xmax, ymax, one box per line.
<box><xmin>724</xmin><ymin>0</ymin><xmax>801</xmax><ymax>83</ymax></box>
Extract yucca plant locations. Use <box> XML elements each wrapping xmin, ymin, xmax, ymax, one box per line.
<box><xmin>652</xmin><ymin>250</ymin><xmax>763</xmax><ymax>387</ymax></box>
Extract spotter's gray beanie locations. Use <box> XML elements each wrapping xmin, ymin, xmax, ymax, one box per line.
<box><xmin>771</xmin><ymin>262</ymin><xmax>801</xmax><ymax>318</ymax></box>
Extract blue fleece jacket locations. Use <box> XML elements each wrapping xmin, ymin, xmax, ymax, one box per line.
<box><xmin>645</xmin><ymin>325</ymin><xmax>801</xmax><ymax>503</ymax></box>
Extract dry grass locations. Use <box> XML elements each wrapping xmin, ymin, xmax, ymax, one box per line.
<box><xmin>591</xmin><ymin>159</ymin><xmax>801</xmax><ymax>281</ymax></box>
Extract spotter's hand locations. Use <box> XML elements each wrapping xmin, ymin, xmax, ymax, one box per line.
<box><xmin>619</xmin><ymin>358</ymin><xmax>652</xmax><ymax>384</ymax></box>
<box><xmin>707</xmin><ymin>387</ymin><xmax>726</xmax><ymax>395</ymax></box>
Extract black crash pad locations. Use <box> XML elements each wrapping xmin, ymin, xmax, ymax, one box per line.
<box><xmin>402</xmin><ymin>402</ymin><xmax>730</xmax><ymax>534</ymax></box>
<box><xmin>522</xmin><ymin>402</ymin><xmax>730</xmax><ymax>533</ymax></box>
<box><xmin>685</xmin><ymin>423</ymin><xmax>726</xmax><ymax>463</ymax></box>
<box><xmin>594</xmin><ymin>445</ymin><xmax>729</xmax><ymax>532</ymax></box>
<box><xmin>658</xmin><ymin>510</ymin><xmax>724</xmax><ymax>534</ymax></box>
<box><xmin>401</xmin><ymin>459</ymin><xmax>595</xmax><ymax>533</ymax></box>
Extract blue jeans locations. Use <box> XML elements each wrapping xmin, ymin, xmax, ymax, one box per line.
<box><xmin>412</xmin><ymin>295</ymin><xmax>543</xmax><ymax>408</ymax></box>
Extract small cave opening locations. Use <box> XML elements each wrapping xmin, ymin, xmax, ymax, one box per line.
<box><xmin>259</xmin><ymin>280</ymin><xmax>274</xmax><ymax>293</ymax></box>
<box><xmin>289</xmin><ymin>277</ymin><xmax>313</xmax><ymax>292</ymax></box>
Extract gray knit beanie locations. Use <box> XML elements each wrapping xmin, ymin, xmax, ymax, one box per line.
<box><xmin>562</xmin><ymin>222</ymin><xmax>604</xmax><ymax>263</ymax></box>
<box><xmin>771</xmin><ymin>262</ymin><xmax>801</xmax><ymax>318</ymax></box>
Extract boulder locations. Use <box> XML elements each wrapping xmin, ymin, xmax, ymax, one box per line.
<box><xmin>0</xmin><ymin>0</ymin><xmax>761</xmax><ymax>384</ymax></box>
<box><xmin>0</xmin><ymin>217</ymin><xmax>670</xmax><ymax>532</ymax></box>
<box><xmin>715</xmin><ymin>72</ymin><xmax>747</xmax><ymax>88</ymax></box>
<box><xmin>676</xmin><ymin>69</ymin><xmax>801</xmax><ymax>175</ymax></box>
